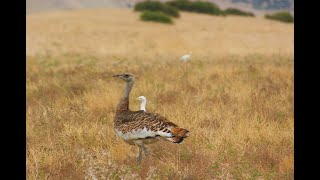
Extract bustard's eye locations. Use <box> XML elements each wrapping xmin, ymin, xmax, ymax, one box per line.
<box><xmin>124</xmin><ymin>74</ymin><xmax>129</xmax><ymax>78</ymax></box>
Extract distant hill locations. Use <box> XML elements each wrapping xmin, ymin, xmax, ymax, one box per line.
<box><xmin>208</xmin><ymin>0</ymin><xmax>293</xmax><ymax>16</ymax></box>
<box><xmin>231</xmin><ymin>0</ymin><xmax>293</xmax><ymax>10</ymax></box>
<box><xmin>27</xmin><ymin>0</ymin><xmax>294</xmax><ymax>15</ymax></box>
<box><xmin>26</xmin><ymin>0</ymin><xmax>134</xmax><ymax>14</ymax></box>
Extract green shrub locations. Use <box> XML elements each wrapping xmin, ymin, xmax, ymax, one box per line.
<box><xmin>224</xmin><ymin>8</ymin><xmax>254</xmax><ymax>17</ymax></box>
<box><xmin>265</xmin><ymin>11</ymin><xmax>294</xmax><ymax>23</ymax></box>
<box><xmin>166</xmin><ymin>0</ymin><xmax>223</xmax><ymax>15</ymax></box>
<box><xmin>140</xmin><ymin>11</ymin><xmax>173</xmax><ymax>24</ymax></box>
<box><xmin>134</xmin><ymin>1</ymin><xmax>180</xmax><ymax>17</ymax></box>
<box><xmin>166</xmin><ymin>0</ymin><xmax>192</xmax><ymax>10</ymax></box>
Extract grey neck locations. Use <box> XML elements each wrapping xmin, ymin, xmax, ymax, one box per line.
<box><xmin>123</xmin><ymin>80</ymin><xmax>134</xmax><ymax>99</ymax></box>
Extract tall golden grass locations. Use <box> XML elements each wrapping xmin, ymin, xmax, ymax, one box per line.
<box><xmin>26</xmin><ymin>8</ymin><xmax>294</xmax><ymax>179</ymax></box>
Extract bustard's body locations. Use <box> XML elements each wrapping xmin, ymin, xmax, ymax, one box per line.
<box><xmin>138</xmin><ymin>96</ymin><xmax>147</xmax><ymax>112</ymax></box>
<box><xmin>113</xmin><ymin>73</ymin><xmax>190</xmax><ymax>163</ymax></box>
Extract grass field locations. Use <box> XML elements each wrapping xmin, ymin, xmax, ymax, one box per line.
<box><xmin>26</xmin><ymin>8</ymin><xmax>294</xmax><ymax>179</ymax></box>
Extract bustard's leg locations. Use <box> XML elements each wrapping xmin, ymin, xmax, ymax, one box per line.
<box><xmin>137</xmin><ymin>145</ymin><xmax>143</xmax><ymax>163</ymax></box>
<box><xmin>142</xmin><ymin>145</ymin><xmax>149</xmax><ymax>156</ymax></box>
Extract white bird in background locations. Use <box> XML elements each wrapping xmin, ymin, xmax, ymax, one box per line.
<box><xmin>180</xmin><ymin>51</ymin><xmax>192</xmax><ymax>62</ymax></box>
<box><xmin>138</xmin><ymin>96</ymin><xmax>147</xmax><ymax>112</ymax></box>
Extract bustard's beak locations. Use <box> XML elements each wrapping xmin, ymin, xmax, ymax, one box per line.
<box><xmin>113</xmin><ymin>74</ymin><xmax>121</xmax><ymax>77</ymax></box>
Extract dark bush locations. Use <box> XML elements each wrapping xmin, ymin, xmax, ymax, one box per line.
<box><xmin>134</xmin><ymin>1</ymin><xmax>180</xmax><ymax>17</ymax></box>
<box><xmin>166</xmin><ymin>0</ymin><xmax>192</xmax><ymax>10</ymax></box>
<box><xmin>140</xmin><ymin>11</ymin><xmax>173</xmax><ymax>24</ymax></box>
<box><xmin>265</xmin><ymin>11</ymin><xmax>294</xmax><ymax>23</ymax></box>
<box><xmin>166</xmin><ymin>0</ymin><xmax>223</xmax><ymax>15</ymax></box>
<box><xmin>224</xmin><ymin>8</ymin><xmax>255</xmax><ymax>17</ymax></box>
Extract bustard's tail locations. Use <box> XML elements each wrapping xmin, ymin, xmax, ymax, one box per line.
<box><xmin>167</xmin><ymin>127</ymin><xmax>190</xmax><ymax>144</ymax></box>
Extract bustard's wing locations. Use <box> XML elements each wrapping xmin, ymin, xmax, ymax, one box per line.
<box><xmin>114</xmin><ymin>110</ymin><xmax>190</xmax><ymax>143</ymax></box>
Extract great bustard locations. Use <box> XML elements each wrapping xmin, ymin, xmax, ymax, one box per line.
<box><xmin>112</xmin><ymin>73</ymin><xmax>190</xmax><ymax>163</ymax></box>
<box><xmin>138</xmin><ymin>96</ymin><xmax>147</xmax><ymax>112</ymax></box>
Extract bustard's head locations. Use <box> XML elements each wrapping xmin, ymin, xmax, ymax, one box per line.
<box><xmin>138</xmin><ymin>96</ymin><xmax>146</xmax><ymax>102</ymax></box>
<box><xmin>113</xmin><ymin>73</ymin><xmax>135</xmax><ymax>82</ymax></box>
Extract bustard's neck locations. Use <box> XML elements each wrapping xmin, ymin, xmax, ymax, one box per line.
<box><xmin>124</xmin><ymin>80</ymin><xmax>134</xmax><ymax>99</ymax></box>
<box><xmin>140</xmin><ymin>100</ymin><xmax>146</xmax><ymax>111</ymax></box>
<box><xmin>116</xmin><ymin>80</ymin><xmax>134</xmax><ymax>113</ymax></box>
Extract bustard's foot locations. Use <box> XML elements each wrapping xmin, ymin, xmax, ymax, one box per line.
<box><xmin>136</xmin><ymin>154</ymin><xmax>142</xmax><ymax>163</ymax></box>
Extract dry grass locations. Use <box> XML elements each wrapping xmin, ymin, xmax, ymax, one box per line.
<box><xmin>26</xmin><ymin>8</ymin><xmax>293</xmax><ymax>58</ymax></box>
<box><xmin>26</xmin><ymin>8</ymin><xmax>294</xmax><ymax>179</ymax></box>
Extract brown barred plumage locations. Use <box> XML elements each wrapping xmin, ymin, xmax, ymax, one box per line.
<box><xmin>112</xmin><ymin>73</ymin><xmax>190</xmax><ymax>163</ymax></box>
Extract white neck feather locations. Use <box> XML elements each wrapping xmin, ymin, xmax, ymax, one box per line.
<box><xmin>140</xmin><ymin>99</ymin><xmax>146</xmax><ymax>111</ymax></box>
